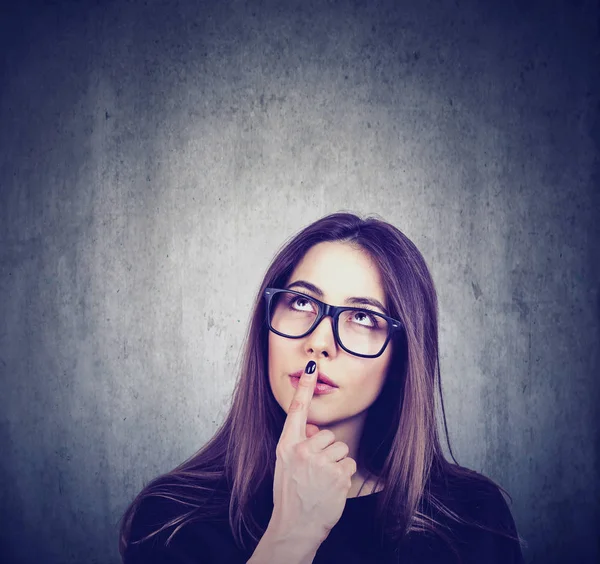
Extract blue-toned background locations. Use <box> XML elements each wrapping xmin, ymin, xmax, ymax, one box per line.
<box><xmin>1</xmin><ymin>0</ymin><xmax>598</xmax><ymax>562</ymax></box>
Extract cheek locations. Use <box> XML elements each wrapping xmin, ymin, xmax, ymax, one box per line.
<box><xmin>267</xmin><ymin>334</ymin><xmax>294</xmax><ymax>393</ymax></box>
<box><xmin>353</xmin><ymin>361</ymin><xmax>388</xmax><ymax>397</ymax></box>
<box><xmin>267</xmin><ymin>335</ymin><xmax>278</xmax><ymax>383</ymax></box>
<box><xmin>268</xmin><ymin>333</ymin><xmax>288</xmax><ymax>366</ymax></box>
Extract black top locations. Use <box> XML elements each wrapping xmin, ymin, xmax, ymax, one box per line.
<box><xmin>122</xmin><ymin>481</ymin><xmax>524</xmax><ymax>564</ymax></box>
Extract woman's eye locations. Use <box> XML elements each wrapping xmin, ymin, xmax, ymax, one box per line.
<box><xmin>353</xmin><ymin>311</ymin><xmax>377</xmax><ymax>327</ymax></box>
<box><xmin>291</xmin><ymin>298</ymin><xmax>313</xmax><ymax>311</ymax></box>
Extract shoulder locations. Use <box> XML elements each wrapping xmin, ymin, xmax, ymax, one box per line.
<box><xmin>123</xmin><ymin>492</ymin><xmax>251</xmax><ymax>564</ymax></box>
<box><xmin>128</xmin><ymin>494</ymin><xmax>185</xmax><ymax>544</ymax></box>
<box><xmin>439</xmin><ymin>470</ymin><xmax>517</xmax><ymax>529</ymax></box>
<box><xmin>124</xmin><ymin>494</ymin><xmax>233</xmax><ymax>562</ymax></box>
<box><xmin>426</xmin><ymin>470</ymin><xmax>525</xmax><ymax>563</ymax></box>
<box><xmin>122</xmin><ymin>474</ymin><xmax>244</xmax><ymax>564</ymax></box>
<box><xmin>122</xmin><ymin>494</ymin><xmax>194</xmax><ymax>564</ymax></box>
<box><xmin>127</xmin><ymin>472</ymin><xmax>231</xmax><ymax>543</ymax></box>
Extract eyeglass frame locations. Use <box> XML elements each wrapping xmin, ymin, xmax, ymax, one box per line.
<box><xmin>263</xmin><ymin>287</ymin><xmax>405</xmax><ymax>359</ymax></box>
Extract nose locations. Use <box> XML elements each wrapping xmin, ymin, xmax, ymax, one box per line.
<box><xmin>304</xmin><ymin>314</ymin><xmax>337</xmax><ymax>357</ymax></box>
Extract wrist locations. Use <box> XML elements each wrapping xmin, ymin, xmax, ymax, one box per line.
<box><xmin>247</xmin><ymin>522</ymin><xmax>323</xmax><ymax>564</ymax></box>
<box><xmin>266</xmin><ymin>520</ymin><xmax>327</xmax><ymax>547</ymax></box>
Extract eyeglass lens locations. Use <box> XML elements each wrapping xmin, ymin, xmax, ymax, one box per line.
<box><xmin>269</xmin><ymin>291</ymin><xmax>389</xmax><ymax>356</ymax></box>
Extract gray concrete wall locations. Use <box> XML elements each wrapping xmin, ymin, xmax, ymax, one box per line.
<box><xmin>1</xmin><ymin>0</ymin><xmax>598</xmax><ymax>562</ymax></box>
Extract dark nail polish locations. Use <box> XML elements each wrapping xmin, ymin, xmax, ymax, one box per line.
<box><xmin>306</xmin><ymin>360</ymin><xmax>316</xmax><ymax>374</ymax></box>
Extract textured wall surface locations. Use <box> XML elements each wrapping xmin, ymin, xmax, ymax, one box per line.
<box><xmin>1</xmin><ymin>0</ymin><xmax>598</xmax><ymax>562</ymax></box>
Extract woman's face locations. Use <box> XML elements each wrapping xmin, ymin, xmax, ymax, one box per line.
<box><xmin>268</xmin><ymin>241</ymin><xmax>394</xmax><ymax>428</ymax></box>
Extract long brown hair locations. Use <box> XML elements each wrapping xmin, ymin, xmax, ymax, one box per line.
<box><xmin>118</xmin><ymin>211</ymin><xmax>526</xmax><ymax>561</ymax></box>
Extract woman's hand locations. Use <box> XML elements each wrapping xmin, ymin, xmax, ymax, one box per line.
<box><xmin>270</xmin><ymin>360</ymin><xmax>357</xmax><ymax>544</ymax></box>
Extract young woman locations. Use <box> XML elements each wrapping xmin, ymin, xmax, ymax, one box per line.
<box><xmin>119</xmin><ymin>212</ymin><xmax>526</xmax><ymax>563</ymax></box>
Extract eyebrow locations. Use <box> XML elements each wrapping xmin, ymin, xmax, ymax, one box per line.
<box><xmin>285</xmin><ymin>280</ymin><xmax>388</xmax><ymax>315</ymax></box>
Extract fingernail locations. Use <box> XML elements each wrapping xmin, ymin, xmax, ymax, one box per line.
<box><xmin>305</xmin><ymin>360</ymin><xmax>316</xmax><ymax>375</ymax></box>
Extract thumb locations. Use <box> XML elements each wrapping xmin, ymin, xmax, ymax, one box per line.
<box><xmin>305</xmin><ymin>423</ymin><xmax>320</xmax><ymax>438</ymax></box>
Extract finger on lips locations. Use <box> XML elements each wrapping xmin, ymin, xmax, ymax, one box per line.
<box><xmin>283</xmin><ymin>360</ymin><xmax>317</xmax><ymax>441</ymax></box>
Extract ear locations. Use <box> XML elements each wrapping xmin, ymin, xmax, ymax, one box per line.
<box><xmin>305</xmin><ymin>423</ymin><xmax>320</xmax><ymax>438</ymax></box>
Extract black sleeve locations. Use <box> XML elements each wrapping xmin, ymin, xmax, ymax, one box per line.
<box><xmin>121</xmin><ymin>495</ymin><xmax>251</xmax><ymax>564</ymax></box>
<box><xmin>470</xmin><ymin>484</ymin><xmax>526</xmax><ymax>564</ymax></box>
<box><xmin>121</xmin><ymin>497</ymin><xmax>206</xmax><ymax>564</ymax></box>
<box><xmin>123</xmin><ymin>539</ymin><xmax>199</xmax><ymax>564</ymax></box>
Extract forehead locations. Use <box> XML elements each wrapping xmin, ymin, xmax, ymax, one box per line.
<box><xmin>287</xmin><ymin>242</ymin><xmax>386</xmax><ymax>305</ymax></box>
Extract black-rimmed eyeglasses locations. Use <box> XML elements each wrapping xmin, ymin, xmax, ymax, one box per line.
<box><xmin>263</xmin><ymin>287</ymin><xmax>404</xmax><ymax>358</ymax></box>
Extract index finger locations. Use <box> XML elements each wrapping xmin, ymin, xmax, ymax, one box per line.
<box><xmin>280</xmin><ymin>359</ymin><xmax>317</xmax><ymax>443</ymax></box>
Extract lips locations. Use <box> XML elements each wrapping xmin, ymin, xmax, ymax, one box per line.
<box><xmin>289</xmin><ymin>369</ymin><xmax>338</xmax><ymax>388</ymax></box>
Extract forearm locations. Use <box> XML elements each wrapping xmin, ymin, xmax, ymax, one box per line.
<box><xmin>246</xmin><ymin>525</ymin><xmax>322</xmax><ymax>564</ymax></box>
